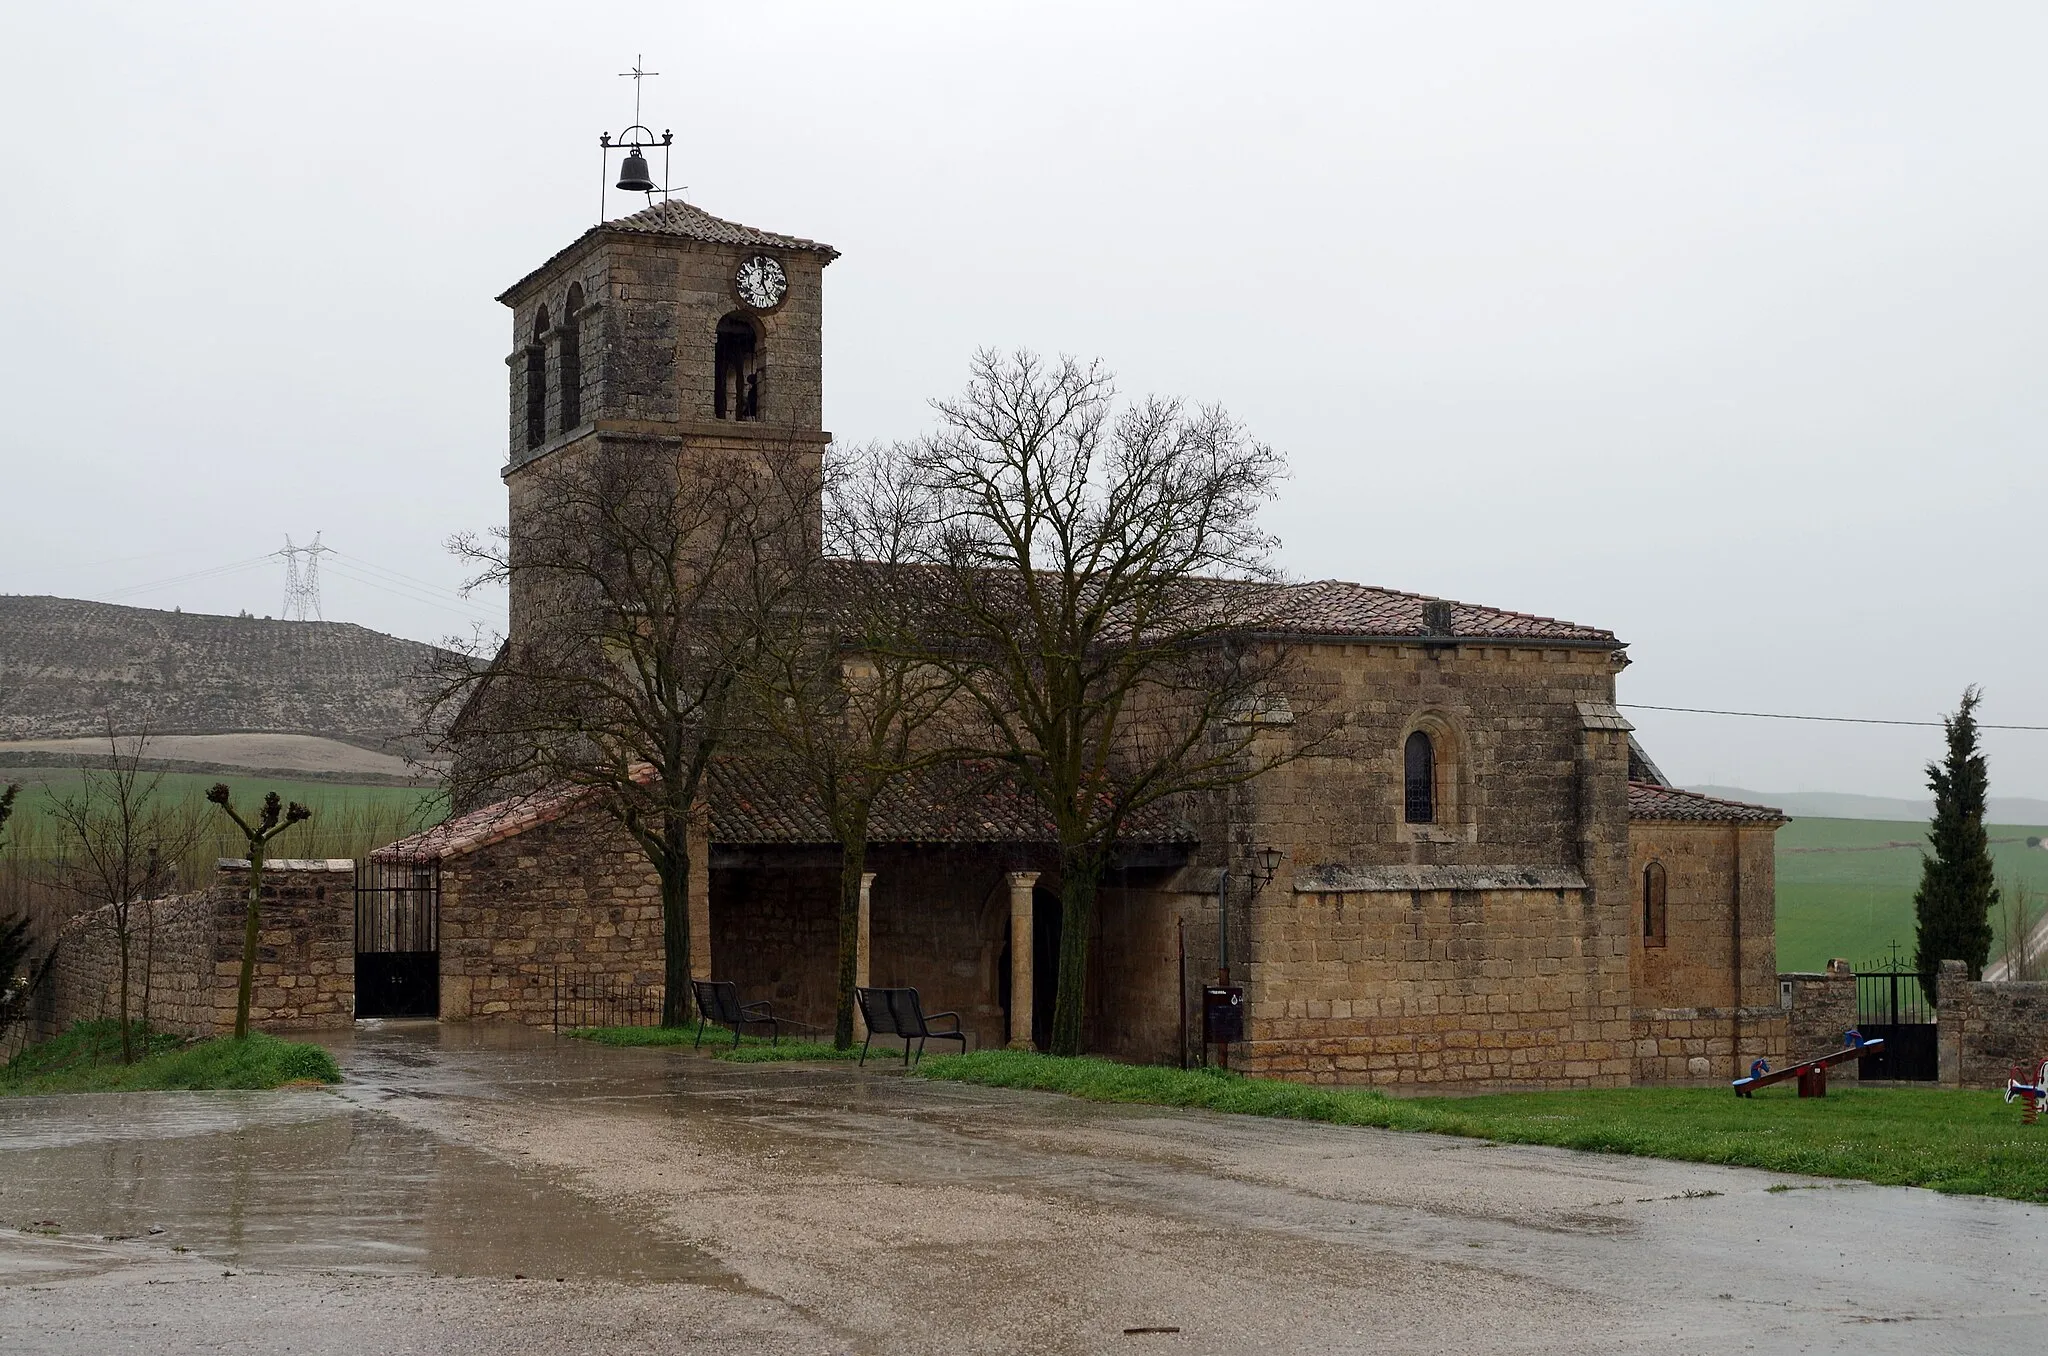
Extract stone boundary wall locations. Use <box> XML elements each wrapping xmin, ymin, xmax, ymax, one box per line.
<box><xmin>1241</xmin><ymin>879</ymin><xmax>1632</xmax><ymax>1089</ymax></box>
<box><xmin>1782</xmin><ymin>969</ymin><xmax>1858</xmax><ymax>1082</ymax></box>
<box><xmin>26</xmin><ymin>860</ymin><xmax>355</xmax><ymax>1041</ymax></box>
<box><xmin>1937</xmin><ymin>961</ymin><xmax>2048</xmax><ymax>1089</ymax></box>
<box><xmin>27</xmin><ymin>890</ymin><xmax>214</xmax><ymax>1042</ymax></box>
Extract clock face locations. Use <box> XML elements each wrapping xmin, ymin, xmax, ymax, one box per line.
<box><xmin>734</xmin><ymin>254</ymin><xmax>788</xmax><ymax>310</ymax></box>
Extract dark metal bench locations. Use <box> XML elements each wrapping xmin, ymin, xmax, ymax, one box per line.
<box><xmin>690</xmin><ymin>979</ymin><xmax>779</xmax><ymax>1049</ymax></box>
<box><xmin>854</xmin><ymin>986</ymin><xmax>965</xmax><ymax>1067</ymax></box>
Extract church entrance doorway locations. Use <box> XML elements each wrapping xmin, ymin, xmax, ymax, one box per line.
<box><xmin>354</xmin><ymin>861</ymin><xmax>440</xmax><ymax>1019</ymax></box>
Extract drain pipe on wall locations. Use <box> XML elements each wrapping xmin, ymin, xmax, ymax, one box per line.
<box><xmin>1730</xmin><ymin>822</ymin><xmax>1743</xmax><ymax>1081</ymax></box>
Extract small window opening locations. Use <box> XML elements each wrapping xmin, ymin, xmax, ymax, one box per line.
<box><xmin>1403</xmin><ymin>729</ymin><xmax>1435</xmax><ymax>824</ymax></box>
<box><xmin>1643</xmin><ymin>862</ymin><xmax>1668</xmax><ymax>947</ymax></box>
<box><xmin>714</xmin><ymin>313</ymin><xmax>762</xmax><ymax>420</ymax></box>
<box><xmin>524</xmin><ymin>304</ymin><xmax>549</xmax><ymax>450</ymax></box>
<box><xmin>558</xmin><ymin>284</ymin><xmax>583</xmax><ymax>433</ymax></box>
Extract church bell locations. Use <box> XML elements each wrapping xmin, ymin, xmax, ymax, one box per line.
<box><xmin>616</xmin><ymin>150</ymin><xmax>656</xmax><ymax>193</ymax></box>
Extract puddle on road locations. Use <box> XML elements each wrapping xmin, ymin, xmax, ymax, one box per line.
<box><xmin>0</xmin><ymin>1090</ymin><xmax>717</xmax><ymax>1284</ymax></box>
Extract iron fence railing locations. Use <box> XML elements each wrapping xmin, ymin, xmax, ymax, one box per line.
<box><xmin>551</xmin><ymin>967</ymin><xmax>663</xmax><ymax>1031</ymax></box>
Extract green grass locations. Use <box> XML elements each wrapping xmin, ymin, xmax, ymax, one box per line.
<box><xmin>0</xmin><ymin>1020</ymin><xmax>342</xmax><ymax>1096</ymax></box>
<box><xmin>914</xmin><ymin>1051</ymin><xmax>2048</xmax><ymax>1202</ymax></box>
<box><xmin>564</xmin><ymin>1026</ymin><xmax>868</xmax><ymax>1062</ymax></box>
<box><xmin>1774</xmin><ymin>817</ymin><xmax>2048</xmax><ymax>971</ymax></box>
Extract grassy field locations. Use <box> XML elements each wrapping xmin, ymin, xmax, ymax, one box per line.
<box><xmin>915</xmin><ymin>1051</ymin><xmax>2048</xmax><ymax>1202</ymax></box>
<box><xmin>1774</xmin><ymin>817</ymin><xmax>2048</xmax><ymax>971</ymax></box>
<box><xmin>0</xmin><ymin>1020</ymin><xmax>342</xmax><ymax>1096</ymax></box>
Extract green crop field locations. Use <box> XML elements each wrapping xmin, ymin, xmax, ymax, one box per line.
<box><xmin>1774</xmin><ymin>817</ymin><xmax>2048</xmax><ymax>972</ymax></box>
<box><xmin>0</xmin><ymin>767</ymin><xmax>445</xmax><ymax>868</ymax></box>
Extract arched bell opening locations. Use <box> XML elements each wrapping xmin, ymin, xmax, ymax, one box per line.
<box><xmin>524</xmin><ymin>303</ymin><xmax>550</xmax><ymax>450</ymax></box>
<box><xmin>714</xmin><ymin>312</ymin><xmax>763</xmax><ymax>421</ymax></box>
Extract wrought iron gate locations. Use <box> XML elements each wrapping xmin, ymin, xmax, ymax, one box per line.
<box><xmin>354</xmin><ymin>861</ymin><xmax>440</xmax><ymax>1019</ymax></box>
<box><xmin>1856</xmin><ymin>952</ymin><xmax>1937</xmax><ymax>1081</ymax></box>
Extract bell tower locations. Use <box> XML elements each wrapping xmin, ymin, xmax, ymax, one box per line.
<box><xmin>495</xmin><ymin>196</ymin><xmax>836</xmax><ymax>470</ymax></box>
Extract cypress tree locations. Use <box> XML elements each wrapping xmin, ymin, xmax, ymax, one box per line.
<box><xmin>1914</xmin><ymin>687</ymin><xmax>1998</xmax><ymax>1003</ymax></box>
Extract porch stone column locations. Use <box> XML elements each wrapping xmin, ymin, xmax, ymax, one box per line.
<box><xmin>854</xmin><ymin>872</ymin><xmax>876</xmax><ymax>1039</ymax></box>
<box><xmin>689</xmin><ymin>811</ymin><xmax>712</xmax><ymax>982</ymax></box>
<box><xmin>1007</xmin><ymin>871</ymin><xmax>1040</xmax><ymax>1050</ymax></box>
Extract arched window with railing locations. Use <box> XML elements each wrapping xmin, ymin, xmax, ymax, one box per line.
<box><xmin>524</xmin><ymin>304</ymin><xmax>549</xmax><ymax>450</ymax></box>
<box><xmin>1643</xmin><ymin>861</ymin><xmax>1668</xmax><ymax>947</ymax></box>
<box><xmin>1403</xmin><ymin>729</ymin><xmax>1435</xmax><ymax>824</ymax></box>
<box><xmin>558</xmin><ymin>284</ymin><xmax>583</xmax><ymax>433</ymax></box>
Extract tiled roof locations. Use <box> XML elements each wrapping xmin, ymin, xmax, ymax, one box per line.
<box><xmin>1628</xmin><ymin>781</ymin><xmax>1786</xmax><ymax>824</ymax></box>
<box><xmin>1266</xmin><ymin>580</ymin><xmax>1616</xmax><ymax>645</ymax></box>
<box><xmin>808</xmin><ymin>561</ymin><xmax>1618</xmax><ymax>648</ymax></box>
<box><xmin>373</xmin><ymin>757</ymin><xmax>1192</xmax><ymax>863</ymax></box>
<box><xmin>498</xmin><ymin>199</ymin><xmax>838</xmax><ymax>303</ymax></box>
<box><xmin>603</xmin><ymin>199</ymin><xmax>839</xmax><ymax>258</ymax></box>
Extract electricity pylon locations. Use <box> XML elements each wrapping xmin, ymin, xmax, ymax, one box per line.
<box><xmin>279</xmin><ymin>533</ymin><xmax>332</xmax><ymax>621</ymax></box>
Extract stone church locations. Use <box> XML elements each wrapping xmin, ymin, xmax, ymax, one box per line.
<box><xmin>380</xmin><ymin>196</ymin><xmax>1792</xmax><ymax>1089</ymax></box>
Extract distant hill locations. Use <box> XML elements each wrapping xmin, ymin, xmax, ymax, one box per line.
<box><xmin>0</xmin><ymin>596</ymin><xmax>444</xmax><ymax>760</ymax></box>
<box><xmin>1690</xmin><ymin>785</ymin><xmax>2048</xmax><ymax>827</ymax></box>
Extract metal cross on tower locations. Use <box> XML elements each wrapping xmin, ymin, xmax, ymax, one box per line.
<box><xmin>619</xmin><ymin>54</ymin><xmax>659</xmax><ymax>127</ymax></box>
<box><xmin>279</xmin><ymin>533</ymin><xmax>332</xmax><ymax>622</ymax></box>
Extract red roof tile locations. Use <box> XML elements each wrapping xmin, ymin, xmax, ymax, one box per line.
<box><xmin>374</xmin><ymin>758</ymin><xmax>1191</xmax><ymax>863</ymax></box>
<box><xmin>1627</xmin><ymin>781</ymin><xmax>1786</xmax><ymax>824</ymax></box>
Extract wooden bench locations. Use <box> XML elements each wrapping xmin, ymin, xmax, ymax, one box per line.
<box><xmin>690</xmin><ymin>979</ymin><xmax>780</xmax><ymax>1049</ymax></box>
<box><xmin>855</xmin><ymin>986</ymin><xmax>966</xmax><ymax>1067</ymax></box>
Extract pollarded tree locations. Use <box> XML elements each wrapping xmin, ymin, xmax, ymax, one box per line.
<box><xmin>439</xmin><ymin>441</ymin><xmax>819</xmax><ymax>1026</ymax></box>
<box><xmin>910</xmin><ymin>350</ymin><xmax>1303</xmax><ymax>1056</ymax></box>
<box><xmin>206</xmin><ymin>784</ymin><xmax>312</xmax><ymax>1039</ymax></box>
<box><xmin>1915</xmin><ymin>686</ymin><xmax>1998</xmax><ymax>1002</ymax></box>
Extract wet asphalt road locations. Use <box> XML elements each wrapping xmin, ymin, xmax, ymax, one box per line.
<box><xmin>2</xmin><ymin>1022</ymin><xmax>2044</xmax><ymax>1354</ymax></box>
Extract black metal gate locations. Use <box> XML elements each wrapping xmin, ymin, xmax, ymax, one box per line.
<box><xmin>354</xmin><ymin>861</ymin><xmax>440</xmax><ymax>1019</ymax></box>
<box><xmin>1856</xmin><ymin>954</ymin><xmax>1937</xmax><ymax>1081</ymax></box>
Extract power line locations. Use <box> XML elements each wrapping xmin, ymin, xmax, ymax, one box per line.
<box><xmin>1618</xmin><ymin>703</ymin><xmax>2048</xmax><ymax>732</ymax></box>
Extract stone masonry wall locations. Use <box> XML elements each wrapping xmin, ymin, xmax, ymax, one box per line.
<box><xmin>1237</xmin><ymin>878</ymin><xmax>1626</xmax><ymax>1087</ymax></box>
<box><xmin>1628</xmin><ymin>822</ymin><xmax>1786</xmax><ymax>1082</ymax></box>
<box><xmin>1782</xmin><ymin>968</ymin><xmax>1858</xmax><ymax>1083</ymax></box>
<box><xmin>1198</xmin><ymin>639</ymin><xmax>1635</xmax><ymax>1088</ymax></box>
<box><xmin>32</xmin><ymin>860</ymin><xmax>355</xmax><ymax>1040</ymax></box>
<box><xmin>437</xmin><ymin>806</ymin><xmax>671</xmax><ymax>1025</ymax></box>
<box><xmin>1937</xmin><ymin>962</ymin><xmax>2048</xmax><ymax>1090</ymax></box>
<box><xmin>32</xmin><ymin>890</ymin><xmax>214</xmax><ymax>1040</ymax></box>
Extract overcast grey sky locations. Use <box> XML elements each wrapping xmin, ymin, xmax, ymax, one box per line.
<box><xmin>2</xmin><ymin>3</ymin><xmax>2043</xmax><ymax>799</ymax></box>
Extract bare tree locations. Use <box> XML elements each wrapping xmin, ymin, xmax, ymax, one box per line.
<box><xmin>46</xmin><ymin>725</ymin><xmax>201</xmax><ymax>1062</ymax></box>
<box><xmin>1996</xmin><ymin>873</ymin><xmax>2038</xmax><ymax>982</ymax></box>
<box><xmin>749</xmin><ymin>443</ymin><xmax>963</xmax><ymax>1048</ymax></box>
<box><xmin>205</xmin><ymin>785</ymin><xmax>312</xmax><ymax>1039</ymax></box>
<box><xmin>438</xmin><ymin>441</ymin><xmax>819</xmax><ymax>1026</ymax></box>
<box><xmin>910</xmin><ymin>350</ymin><xmax>1303</xmax><ymax>1056</ymax></box>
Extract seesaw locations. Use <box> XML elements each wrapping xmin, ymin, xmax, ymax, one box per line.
<box><xmin>1732</xmin><ymin>1030</ymin><xmax>1883</xmax><ymax>1098</ymax></box>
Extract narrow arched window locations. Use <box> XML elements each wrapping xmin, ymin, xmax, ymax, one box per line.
<box><xmin>1643</xmin><ymin>862</ymin><xmax>1668</xmax><ymax>947</ymax></box>
<box><xmin>714</xmin><ymin>312</ymin><xmax>761</xmax><ymax>421</ymax></box>
<box><xmin>524</xmin><ymin>304</ymin><xmax>549</xmax><ymax>450</ymax></box>
<box><xmin>558</xmin><ymin>284</ymin><xmax>583</xmax><ymax>433</ymax></box>
<box><xmin>1403</xmin><ymin>730</ymin><xmax>1435</xmax><ymax>824</ymax></box>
